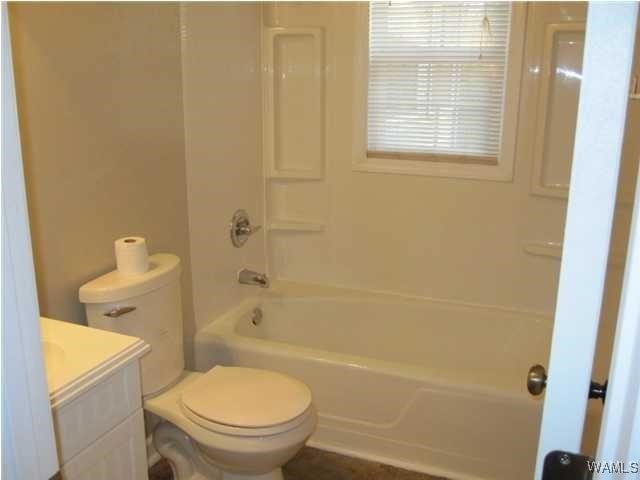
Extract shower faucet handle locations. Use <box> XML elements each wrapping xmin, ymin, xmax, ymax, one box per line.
<box><xmin>230</xmin><ymin>209</ymin><xmax>262</xmax><ymax>248</ymax></box>
<box><xmin>236</xmin><ymin>223</ymin><xmax>262</xmax><ymax>236</ymax></box>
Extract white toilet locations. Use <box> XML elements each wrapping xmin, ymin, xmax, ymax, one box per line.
<box><xmin>79</xmin><ymin>253</ymin><xmax>316</xmax><ymax>480</ymax></box>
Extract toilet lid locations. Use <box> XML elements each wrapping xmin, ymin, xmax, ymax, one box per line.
<box><xmin>180</xmin><ymin>366</ymin><xmax>312</xmax><ymax>428</ymax></box>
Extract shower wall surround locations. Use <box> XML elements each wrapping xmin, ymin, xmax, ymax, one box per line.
<box><xmin>180</xmin><ymin>3</ymin><xmax>265</xmax><ymax>334</ymax></box>
<box><xmin>262</xmin><ymin>2</ymin><xmax>639</xmax><ymax>326</ymax></box>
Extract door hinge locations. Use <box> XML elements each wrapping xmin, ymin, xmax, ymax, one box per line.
<box><xmin>543</xmin><ymin>451</ymin><xmax>594</xmax><ymax>480</ymax></box>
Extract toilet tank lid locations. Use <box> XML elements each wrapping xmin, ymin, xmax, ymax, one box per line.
<box><xmin>79</xmin><ymin>253</ymin><xmax>181</xmax><ymax>304</ymax></box>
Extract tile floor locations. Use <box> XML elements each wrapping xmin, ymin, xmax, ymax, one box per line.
<box><xmin>148</xmin><ymin>447</ymin><xmax>447</xmax><ymax>480</ymax></box>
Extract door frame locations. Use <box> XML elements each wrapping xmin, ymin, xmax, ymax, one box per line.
<box><xmin>1</xmin><ymin>4</ymin><xmax>59</xmax><ymax>479</ymax></box>
<box><xmin>595</xmin><ymin>149</ymin><xmax>640</xmax><ymax>476</ymax></box>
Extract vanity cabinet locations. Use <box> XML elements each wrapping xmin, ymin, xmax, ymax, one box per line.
<box><xmin>53</xmin><ymin>362</ymin><xmax>148</xmax><ymax>480</ymax></box>
<box><xmin>41</xmin><ymin>317</ymin><xmax>150</xmax><ymax>480</ymax></box>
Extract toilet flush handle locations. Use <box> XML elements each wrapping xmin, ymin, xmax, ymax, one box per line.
<box><xmin>103</xmin><ymin>306</ymin><xmax>136</xmax><ymax>318</ymax></box>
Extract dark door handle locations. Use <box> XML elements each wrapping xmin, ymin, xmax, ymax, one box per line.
<box><xmin>527</xmin><ymin>365</ymin><xmax>607</xmax><ymax>403</ymax></box>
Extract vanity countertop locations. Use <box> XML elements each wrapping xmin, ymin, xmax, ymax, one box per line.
<box><xmin>40</xmin><ymin>317</ymin><xmax>149</xmax><ymax>409</ymax></box>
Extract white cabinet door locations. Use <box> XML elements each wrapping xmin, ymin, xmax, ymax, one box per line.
<box><xmin>61</xmin><ymin>410</ymin><xmax>149</xmax><ymax>480</ymax></box>
<box><xmin>534</xmin><ymin>3</ymin><xmax>639</xmax><ymax>479</ymax></box>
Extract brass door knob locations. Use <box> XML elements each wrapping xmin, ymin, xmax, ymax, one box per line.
<box><xmin>527</xmin><ymin>364</ymin><xmax>547</xmax><ymax>396</ymax></box>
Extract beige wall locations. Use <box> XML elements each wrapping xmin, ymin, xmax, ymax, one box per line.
<box><xmin>180</xmin><ymin>3</ymin><xmax>265</xmax><ymax>334</ymax></box>
<box><xmin>9</xmin><ymin>3</ymin><xmax>196</xmax><ymax>350</ymax></box>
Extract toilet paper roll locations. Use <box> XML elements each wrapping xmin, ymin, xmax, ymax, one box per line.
<box><xmin>115</xmin><ymin>236</ymin><xmax>149</xmax><ymax>276</ymax></box>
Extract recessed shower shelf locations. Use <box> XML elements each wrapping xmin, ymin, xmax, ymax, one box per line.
<box><xmin>267</xmin><ymin>219</ymin><xmax>325</xmax><ymax>232</ymax></box>
<box><xmin>263</xmin><ymin>26</ymin><xmax>326</xmax><ymax>182</ymax></box>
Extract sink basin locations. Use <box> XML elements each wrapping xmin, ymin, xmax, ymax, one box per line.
<box><xmin>41</xmin><ymin>340</ymin><xmax>65</xmax><ymax>384</ymax></box>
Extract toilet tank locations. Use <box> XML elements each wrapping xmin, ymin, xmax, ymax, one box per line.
<box><xmin>79</xmin><ymin>253</ymin><xmax>184</xmax><ymax>397</ymax></box>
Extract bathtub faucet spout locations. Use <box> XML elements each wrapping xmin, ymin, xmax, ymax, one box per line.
<box><xmin>238</xmin><ymin>269</ymin><xmax>270</xmax><ymax>288</ymax></box>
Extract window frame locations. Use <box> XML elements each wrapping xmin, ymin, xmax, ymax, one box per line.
<box><xmin>352</xmin><ymin>3</ymin><xmax>527</xmax><ymax>181</ymax></box>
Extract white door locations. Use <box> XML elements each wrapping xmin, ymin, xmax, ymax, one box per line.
<box><xmin>534</xmin><ymin>3</ymin><xmax>639</xmax><ymax>479</ymax></box>
<box><xmin>1</xmin><ymin>4</ymin><xmax>59</xmax><ymax>479</ymax></box>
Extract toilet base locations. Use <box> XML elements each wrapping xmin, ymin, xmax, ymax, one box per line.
<box><xmin>221</xmin><ymin>470</ymin><xmax>283</xmax><ymax>480</ymax></box>
<box><xmin>153</xmin><ymin>422</ymin><xmax>219</xmax><ymax>480</ymax></box>
<box><xmin>153</xmin><ymin>422</ymin><xmax>288</xmax><ymax>480</ymax></box>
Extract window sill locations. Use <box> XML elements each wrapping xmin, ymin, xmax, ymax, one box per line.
<box><xmin>366</xmin><ymin>150</ymin><xmax>498</xmax><ymax>166</ymax></box>
<box><xmin>353</xmin><ymin>155</ymin><xmax>514</xmax><ymax>182</ymax></box>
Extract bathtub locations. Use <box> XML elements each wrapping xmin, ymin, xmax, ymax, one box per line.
<box><xmin>194</xmin><ymin>282</ymin><xmax>553</xmax><ymax>480</ymax></box>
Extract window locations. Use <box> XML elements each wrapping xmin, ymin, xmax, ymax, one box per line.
<box><xmin>356</xmin><ymin>2</ymin><xmax>525</xmax><ymax>180</ymax></box>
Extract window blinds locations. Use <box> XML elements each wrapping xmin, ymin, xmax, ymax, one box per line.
<box><xmin>367</xmin><ymin>1</ymin><xmax>511</xmax><ymax>162</ymax></box>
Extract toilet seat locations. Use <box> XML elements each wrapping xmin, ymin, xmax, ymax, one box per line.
<box><xmin>145</xmin><ymin>370</ymin><xmax>316</xmax><ymax>446</ymax></box>
<box><xmin>180</xmin><ymin>366</ymin><xmax>312</xmax><ymax>436</ymax></box>
<box><xmin>181</xmin><ymin>402</ymin><xmax>313</xmax><ymax>437</ymax></box>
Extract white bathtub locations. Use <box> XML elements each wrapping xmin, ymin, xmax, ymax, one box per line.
<box><xmin>194</xmin><ymin>282</ymin><xmax>553</xmax><ymax>480</ymax></box>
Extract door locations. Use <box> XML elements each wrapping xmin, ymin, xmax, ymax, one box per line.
<box><xmin>533</xmin><ymin>3</ymin><xmax>639</xmax><ymax>479</ymax></box>
<box><xmin>1</xmin><ymin>4</ymin><xmax>59</xmax><ymax>479</ymax></box>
